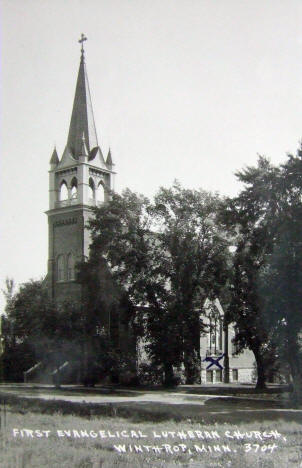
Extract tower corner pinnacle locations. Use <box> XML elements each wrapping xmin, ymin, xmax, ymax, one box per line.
<box><xmin>106</xmin><ymin>147</ymin><xmax>114</xmax><ymax>167</ymax></box>
<box><xmin>49</xmin><ymin>146</ymin><xmax>59</xmax><ymax>169</ymax></box>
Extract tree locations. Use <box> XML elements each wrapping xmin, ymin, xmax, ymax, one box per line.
<box><xmin>85</xmin><ymin>188</ymin><xmax>171</xmax><ymax>381</ymax></box>
<box><xmin>259</xmin><ymin>211</ymin><xmax>302</xmax><ymax>400</ymax></box>
<box><xmin>229</xmin><ymin>238</ymin><xmax>276</xmax><ymax>390</ymax></box>
<box><xmin>1</xmin><ymin>279</ymin><xmax>51</xmax><ymax>380</ymax></box>
<box><xmin>221</xmin><ymin>157</ymin><xmax>281</xmax><ymax>390</ymax></box>
<box><xmin>1</xmin><ymin>271</ymin><xmax>130</xmax><ymax>385</ymax></box>
<box><xmin>1</xmin><ymin>279</ymin><xmax>84</xmax><ymax>382</ymax></box>
<box><xmin>258</xmin><ymin>149</ymin><xmax>302</xmax><ymax>402</ymax></box>
<box><xmin>87</xmin><ymin>183</ymin><xmax>229</xmax><ymax>385</ymax></box>
<box><xmin>151</xmin><ymin>183</ymin><xmax>229</xmax><ymax>383</ymax></box>
<box><xmin>222</xmin><ymin>147</ymin><xmax>302</xmax><ymax>399</ymax></box>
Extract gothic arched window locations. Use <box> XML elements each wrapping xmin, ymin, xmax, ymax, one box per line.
<box><xmin>57</xmin><ymin>255</ymin><xmax>65</xmax><ymax>281</ymax></box>
<box><xmin>97</xmin><ymin>181</ymin><xmax>105</xmax><ymax>204</ymax></box>
<box><xmin>232</xmin><ymin>327</ymin><xmax>240</xmax><ymax>355</ymax></box>
<box><xmin>88</xmin><ymin>178</ymin><xmax>95</xmax><ymax>201</ymax></box>
<box><xmin>207</xmin><ymin>307</ymin><xmax>223</xmax><ymax>355</ymax></box>
<box><xmin>67</xmin><ymin>253</ymin><xmax>75</xmax><ymax>280</ymax></box>
<box><xmin>70</xmin><ymin>177</ymin><xmax>78</xmax><ymax>199</ymax></box>
<box><xmin>59</xmin><ymin>181</ymin><xmax>68</xmax><ymax>201</ymax></box>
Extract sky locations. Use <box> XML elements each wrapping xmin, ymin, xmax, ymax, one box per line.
<box><xmin>1</xmin><ymin>0</ymin><xmax>302</xmax><ymax>309</ymax></box>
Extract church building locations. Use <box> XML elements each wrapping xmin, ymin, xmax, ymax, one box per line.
<box><xmin>44</xmin><ymin>37</ymin><xmax>255</xmax><ymax>385</ymax></box>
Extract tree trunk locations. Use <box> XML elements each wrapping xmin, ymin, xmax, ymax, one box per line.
<box><xmin>163</xmin><ymin>362</ymin><xmax>174</xmax><ymax>387</ymax></box>
<box><xmin>223</xmin><ymin>322</ymin><xmax>229</xmax><ymax>383</ymax></box>
<box><xmin>287</xmin><ymin>345</ymin><xmax>302</xmax><ymax>405</ymax></box>
<box><xmin>291</xmin><ymin>371</ymin><xmax>302</xmax><ymax>405</ymax></box>
<box><xmin>184</xmin><ymin>349</ymin><xmax>200</xmax><ymax>384</ymax></box>
<box><xmin>253</xmin><ymin>349</ymin><xmax>267</xmax><ymax>390</ymax></box>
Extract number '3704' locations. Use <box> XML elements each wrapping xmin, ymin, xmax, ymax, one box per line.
<box><xmin>244</xmin><ymin>443</ymin><xmax>278</xmax><ymax>453</ymax></box>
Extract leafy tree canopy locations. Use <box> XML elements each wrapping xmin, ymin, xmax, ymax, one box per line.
<box><xmin>86</xmin><ymin>182</ymin><xmax>230</xmax><ymax>384</ymax></box>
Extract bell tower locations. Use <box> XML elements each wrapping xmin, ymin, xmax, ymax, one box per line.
<box><xmin>46</xmin><ymin>36</ymin><xmax>115</xmax><ymax>302</ymax></box>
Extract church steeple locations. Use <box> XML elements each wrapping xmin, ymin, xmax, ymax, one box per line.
<box><xmin>46</xmin><ymin>36</ymin><xmax>117</xmax><ymax>306</ymax></box>
<box><xmin>66</xmin><ymin>35</ymin><xmax>98</xmax><ymax>158</ymax></box>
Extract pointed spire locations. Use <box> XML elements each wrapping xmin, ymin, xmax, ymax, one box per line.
<box><xmin>106</xmin><ymin>147</ymin><xmax>113</xmax><ymax>167</ymax></box>
<box><xmin>49</xmin><ymin>146</ymin><xmax>59</xmax><ymax>168</ymax></box>
<box><xmin>67</xmin><ymin>35</ymin><xmax>98</xmax><ymax>159</ymax></box>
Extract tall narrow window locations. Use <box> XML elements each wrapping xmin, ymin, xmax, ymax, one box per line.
<box><xmin>88</xmin><ymin>178</ymin><xmax>95</xmax><ymax>201</ymax></box>
<box><xmin>232</xmin><ymin>327</ymin><xmax>240</xmax><ymax>355</ymax></box>
<box><xmin>59</xmin><ymin>181</ymin><xmax>68</xmax><ymax>201</ymax></box>
<box><xmin>96</xmin><ymin>182</ymin><xmax>105</xmax><ymax>204</ymax></box>
<box><xmin>207</xmin><ymin>307</ymin><xmax>222</xmax><ymax>355</ymax></box>
<box><xmin>57</xmin><ymin>255</ymin><xmax>65</xmax><ymax>281</ymax></box>
<box><xmin>67</xmin><ymin>253</ymin><xmax>75</xmax><ymax>280</ymax></box>
<box><xmin>218</xmin><ymin>319</ymin><xmax>223</xmax><ymax>351</ymax></box>
<box><xmin>70</xmin><ymin>177</ymin><xmax>78</xmax><ymax>199</ymax></box>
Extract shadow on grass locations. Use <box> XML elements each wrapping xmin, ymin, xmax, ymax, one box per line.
<box><xmin>204</xmin><ymin>396</ymin><xmax>282</xmax><ymax>409</ymax></box>
<box><xmin>1</xmin><ymin>391</ymin><xmax>302</xmax><ymax>425</ymax></box>
<box><xmin>0</xmin><ymin>385</ymin><xmax>142</xmax><ymax>398</ymax></box>
<box><xmin>178</xmin><ymin>385</ymin><xmax>290</xmax><ymax>396</ymax></box>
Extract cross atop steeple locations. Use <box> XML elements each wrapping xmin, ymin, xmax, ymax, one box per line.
<box><xmin>78</xmin><ymin>33</ymin><xmax>87</xmax><ymax>57</ymax></box>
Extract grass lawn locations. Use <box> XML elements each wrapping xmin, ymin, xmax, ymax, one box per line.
<box><xmin>0</xmin><ymin>392</ymin><xmax>301</xmax><ymax>468</ymax></box>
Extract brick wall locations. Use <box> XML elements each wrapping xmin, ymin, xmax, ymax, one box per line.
<box><xmin>47</xmin><ymin>206</ymin><xmax>93</xmax><ymax>302</ymax></box>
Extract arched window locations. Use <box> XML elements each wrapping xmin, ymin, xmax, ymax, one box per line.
<box><xmin>70</xmin><ymin>177</ymin><xmax>78</xmax><ymax>199</ymax></box>
<box><xmin>96</xmin><ymin>181</ymin><xmax>105</xmax><ymax>204</ymax></box>
<box><xmin>67</xmin><ymin>253</ymin><xmax>75</xmax><ymax>280</ymax></box>
<box><xmin>59</xmin><ymin>181</ymin><xmax>68</xmax><ymax>201</ymax></box>
<box><xmin>88</xmin><ymin>178</ymin><xmax>95</xmax><ymax>201</ymax></box>
<box><xmin>207</xmin><ymin>307</ymin><xmax>223</xmax><ymax>355</ymax></box>
<box><xmin>57</xmin><ymin>255</ymin><xmax>65</xmax><ymax>281</ymax></box>
<box><xmin>232</xmin><ymin>327</ymin><xmax>240</xmax><ymax>355</ymax></box>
